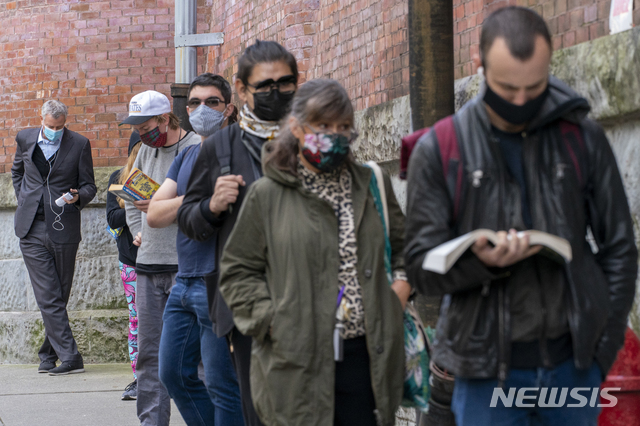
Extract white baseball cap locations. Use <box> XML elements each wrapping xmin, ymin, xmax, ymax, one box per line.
<box><xmin>120</xmin><ymin>90</ymin><xmax>172</xmax><ymax>125</ymax></box>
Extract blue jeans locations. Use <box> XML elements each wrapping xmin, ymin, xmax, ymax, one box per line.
<box><xmin>452</xmin><ymin>358</ymin><xmax>602</xmax><ymax>426</ymax></box>
<box><xmin>158</xmin><ymin>276</ymin><xmax>244</xmax><ymax>426</ymax></box>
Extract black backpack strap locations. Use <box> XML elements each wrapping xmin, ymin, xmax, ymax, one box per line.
<box><xmin>213</xmin><ymin>125</ymin><xmax>237</xmax><ymax>213</ymax></box>
<box><xmin>215</xmin><ymin>126</ymin><xmax>234</xmax><ymax>176</ymax></box>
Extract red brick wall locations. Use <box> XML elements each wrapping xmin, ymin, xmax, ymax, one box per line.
<box><xmin>454</xmin><ymin>0</ymin><xmax>640</xmax><ymax>79</ymax></box>
<box><xmin>205</xmin><ymin>0</ymin><xmax>409</xmax><ymax>112</ymax></box>
<box><xmin>1</xmin><ymin>0</ymin><xmax>635</xmax><ymax>172</ymax></box>
<box><xmin>0</xmin><ymin>0</ymin><xmax>211</xmax><ymax>172</ymax></box>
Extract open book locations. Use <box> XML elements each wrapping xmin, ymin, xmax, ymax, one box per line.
<box><xmin>422</xmin><ymin>229</ymin><xmax>572</xmax><ymax>274</ymax></box>
<box><xmin>108</xmin><ymin>168</ymin><xmax>160</xmax><ymax>202</ymax></box>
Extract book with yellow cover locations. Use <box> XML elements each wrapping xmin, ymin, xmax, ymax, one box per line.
<box><xmin>108</xmin><ymin>168</ymin><xmax>160</xmax><ymax>202</ymax></box>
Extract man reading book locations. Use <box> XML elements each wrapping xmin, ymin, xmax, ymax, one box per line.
<box><xmin>405</xmin><ymin>7</ymin><xmax>637</xmax><ymax>426</ymax></box>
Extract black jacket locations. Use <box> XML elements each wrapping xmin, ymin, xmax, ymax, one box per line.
<box><xmin>106</xmin><ymin>169</ymin><xmax>138</xmax><ymax>266</ymax></box>
<box><xmin>405</xmin><ymin>77</ymin><xmax>638</xmax><ymax>380</ymax></box>
<box><xmin>177</xmin><ymin>123</ymin><xmax>266</xmax><ymax>337</ymax></box>
<box><xmin>12</xmin><ymin>127</ymin><xmax>96</xmax><ymax>244</ymax></box>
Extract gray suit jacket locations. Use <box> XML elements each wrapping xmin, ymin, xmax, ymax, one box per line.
<box><xmin>11</xmin><ymin>127</ymin><xmax>96</xmax><ymax>244</ymax></box>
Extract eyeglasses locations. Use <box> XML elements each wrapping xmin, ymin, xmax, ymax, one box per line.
<box><xmin>187</xmin><ymin>97</ymin><xmax>225</xmax><ymax>109</ymax></box>
<box><xmin>306</xmin><ymin>124</ymin><xmax>359</xmax><ymax>142</ymax></box>
<box><xmin>246</xmin><ymin>75</ymin><xmax>297</xmax><ymax>94</ymax></box>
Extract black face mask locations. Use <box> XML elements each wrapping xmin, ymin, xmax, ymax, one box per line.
<box><xmin>251</xmin><ymin>89</ymin><xmax>295</xmax><ymax>122</ymax></box>
<box><xmin>483</xmin><ymin>82</ymin><xmax>549</xmax><ymax>125</ymax></box>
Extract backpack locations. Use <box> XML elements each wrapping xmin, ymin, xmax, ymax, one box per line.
<box><xmin>400</xmin><ymin>117</ymin><xmax>590</xmax><ymax>224</ymax></box>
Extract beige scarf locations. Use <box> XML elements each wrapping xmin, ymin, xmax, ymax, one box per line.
<box><xmin>238</xmin><ymin>104</ymin><xmax>280</xmax><ymax>140</ymax></box>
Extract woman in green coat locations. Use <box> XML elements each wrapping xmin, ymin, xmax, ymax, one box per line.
<box><xmin>219</xmin><ymin>79</ymin><xmax>411</xmax><ymax>426</ymax></box>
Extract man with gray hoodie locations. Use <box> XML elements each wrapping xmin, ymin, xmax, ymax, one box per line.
<box><xmin>122</xmin><ymin>90</ymin><xmax>199</xmax><ymax>426</ymax></box>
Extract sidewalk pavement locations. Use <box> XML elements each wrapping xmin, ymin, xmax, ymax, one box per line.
<box><xmin>0</xmin><ymin>364</ymin><xmax>186</xmax><ymax>426</ymax></box>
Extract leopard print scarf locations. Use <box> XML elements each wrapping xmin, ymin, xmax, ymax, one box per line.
<box><xmin>299</xmin><ymin>163</ymin><xmax>366</xmax><ymax>339</ymax></box>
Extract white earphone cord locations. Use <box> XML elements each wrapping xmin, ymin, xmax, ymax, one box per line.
<box><xmin>45</xmin><ymin>153</ymin><xmax>65</xmax><ymax>232</ymax></box>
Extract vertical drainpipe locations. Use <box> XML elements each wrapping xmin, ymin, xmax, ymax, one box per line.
<box><xmin>408</xmin><ymin>0</ymin><xmax>454</xmax><ymax>131</ymax></box>
<box><xmin>171</xmin><ymin>0</ymin><xmax>197</xmax><ymax>132</ymax></box>
<box><xmin>408</xmin><ymin>0</ymin><xmax>454</xmax><ymax>329</ymax></box>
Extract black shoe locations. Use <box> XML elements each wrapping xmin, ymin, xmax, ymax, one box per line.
<box><xmin>38</xmin><ymin>360</ymin><xmax>56</xmax><ymax>373</ymax></box>
<box><xmin>121</xmin><ymin>380</ymin><xmax>137</xmax><ymax>400</ymax></box>
<box><xmin>48</xmin><ymin>361</ymin><xmax>85</xmax><ymax>376</ymax></box>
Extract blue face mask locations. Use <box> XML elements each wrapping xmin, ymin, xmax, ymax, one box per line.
<box><xmin>43</xmin><ymin>125</ymin><xmax>64</xmax><ymax>142</ymax></box>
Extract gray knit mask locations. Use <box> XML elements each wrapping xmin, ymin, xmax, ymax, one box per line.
<box><xmin>189</xmin><ymin>104</ymin><xmax>225</xmax><ymax>137</ymax></box>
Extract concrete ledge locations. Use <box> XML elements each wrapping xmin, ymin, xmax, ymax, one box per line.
<box><xmin>0</xmin><ymin>309</ymin><xmax>130</xmax><ymax>364</ymax></box>
<box><xmin>0</xmin><ymin>166</ymin><xmax>119</xmax><ymax>210</ymax></box>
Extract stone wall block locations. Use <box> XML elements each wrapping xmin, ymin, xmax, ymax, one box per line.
<box><xmin>454</xmin><ymin>28</ymin><xmax>640</xmax><ymax>124</ymax></box>
<box><xmin>89</xmin><ymin>166</ymin><xmax>120</xmax><ymax>206</ymax></box>
<box><xmin>0</xmin><ymin>173</ymin><xmax>17</xmax><ymax>209</ymax></box>
<box><xmin>0</xmin><ymin>309</ymin><xmax>129</xmax><ymax>364</ymax></box>
<box><xmin>604</xmin><ymin>121</ymin><xmax>640</xmax><ymax>337</ymax></box>
<box><xmin>66</xmin><ymin>255</ymin><xmax>126</xmax><ymax>311</ymax></box>
<box><xmin>0</xmin><ymin>260</ymin><xmax>30</xmax><ymax>312</ymax></box>
<box><xmin>352</xmin><ymin>95</ymin><xmax>411</xmax><ymax>163</ymax></box>
<box><xmin>0</xmin><ymin>211</ymin><xmax>22</xmax><ymax>261</ymax></box>
<box><xmin>605</xmin><ymin>122</ymin><xmax>640</xmax><ymax>220</ymax></box>
<box><xmin>8</xmin><ymin>255</ymin><xmax>125</xmax><ymax>312</ymax></box>
<box><xmin>395</xmin><ymin>407</ymin><xmax>417</xmax><ymax>426</ymax></box>
<box><xmin>551</xmin><ymin>27</ymin><xmax>640</xmax><ymax>122</ymax></box>
<box><xmin>77</xmin><ymin>207</ymin><xmax>119</xmax><ymax>259</ymax></box>
<box><xmin>85</xmin><ymin>314</ymin><xmax>130</xmax><ymax>363</ymax></box>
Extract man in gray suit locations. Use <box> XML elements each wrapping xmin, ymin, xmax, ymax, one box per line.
<box><xmin>11</xmin><ymin>100</ymin><xmax>96</xmax><ymax>375</ymax></box>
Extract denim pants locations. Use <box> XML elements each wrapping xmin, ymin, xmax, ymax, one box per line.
<box><xmin>452</xmin><ymin>357</ymin><xmax>602</xmax><ymax>426</ymax></box>
<box><xmin>159</xmin><ymin>276</ymin><xmax>244</xmax><ymax>426</ymax></box>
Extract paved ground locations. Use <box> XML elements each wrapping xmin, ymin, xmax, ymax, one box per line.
<box><xmin>0</xmin><ymin>364</ymin><xmax>186</xmax><ymax>426</ymax></box>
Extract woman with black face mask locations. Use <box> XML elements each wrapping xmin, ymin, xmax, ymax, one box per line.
<box><xmin>218</xmin><ymin>79</ymin><xmax>410</xmax><ymax>426</ymax></box>
<box><xmin>177</xmin><ymin>40</ymin><xmax>298</xmax><ymax>426</ymax></box>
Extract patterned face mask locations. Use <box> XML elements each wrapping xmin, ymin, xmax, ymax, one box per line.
<box><xmin>189</xmin><ymin>104</ymin><xmax>225</xmax><ymax>137</ymax></box>
<box><xmin>140</xmin><ymin>125</ymin><xmax>168</xmax><ymax>148</ymax></box>
<box><xmin>300</xmin><ymin>127</ymin><xmax>358</xmax><ymax>172</ymax></box>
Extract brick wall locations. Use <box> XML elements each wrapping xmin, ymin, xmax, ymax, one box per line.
<box><xmin>0</xmin><ymin>0</ymin><xmax>211</xmax><ymax>172</ymax></box>
<box><xmin>454</xmin><ymin>0</ymin><xmax>640</xmax><ymax>79</ymax></box>
<box><xmin>206</xmin><ymin>0</ymin><xmax>409</xmax><ymax>112</ymax></box>
<box><xmin>1</xmin><ymin>0</ymin><xmax>636</xmax><ymax>171</ymax></box>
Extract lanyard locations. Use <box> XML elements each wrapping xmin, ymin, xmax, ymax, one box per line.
<box><xmin>336</xmin><ymin>285</ymin><xmax>345</xmax><ymax>309</ymax></box>
<box><xmin>334</xmin><ymin>285</ymin><xmax>346</xmax><ymax>362</ymax></box>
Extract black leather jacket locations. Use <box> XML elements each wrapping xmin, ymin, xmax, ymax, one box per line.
<box><xmin>405</xmin><ymin>77</ymin><xmax>638</xmax><ymax>380</ymax></box>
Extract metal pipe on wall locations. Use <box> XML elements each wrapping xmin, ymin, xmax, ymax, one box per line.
<box><xmin>172</xmin><ymin>0</ymin><xmax>197</xmax><ymax>131</ymax></box>
<box><xmin>408</xmin><ymin>0</ymin><xmax>455</xmax><ymax>131</ymax></box>
<box><xmin>175</xmin><ymin>0</ymin><xmax>197</xmax><ymax>84</ymax></box>
<box><xmin>408</xmin><ymin>4</ymin><xmax>456</xmax><ymax>423</ymax></box>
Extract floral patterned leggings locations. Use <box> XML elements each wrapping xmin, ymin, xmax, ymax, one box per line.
<box><xmin>119</xmin><ymin>262</ymin><xmax>138</xmax><ymax>379</ymax></box>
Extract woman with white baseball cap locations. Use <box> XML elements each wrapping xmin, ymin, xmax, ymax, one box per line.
<box><xmin>120</xmin><ymin>90</ymin><xmax>187</xmax><ymax>151</ymax></box>
<box><xmin>121</xmin><ymin>90</ymin><xmax>201</xmax><ymax>426</ymax></box>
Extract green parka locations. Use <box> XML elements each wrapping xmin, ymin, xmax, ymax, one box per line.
<box><xmin>219</xmin><ymin>158</ymin><xmax>406</xmax><ymax>426</ymax></box>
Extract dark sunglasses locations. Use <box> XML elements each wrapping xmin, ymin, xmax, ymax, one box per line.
<box><xmin>246</xmin><ymin>75</ymin><xmax>297</xmax><ymax>93</ymax></box>
<box><xmin>187</xmin><ymin>97</ymin><xmax>224</xmax><ymax>109</ymax></box>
